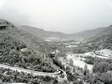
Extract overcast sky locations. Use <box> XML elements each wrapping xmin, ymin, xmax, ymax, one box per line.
<box><xmin>0</xmin><ymin>0</ymin><xmax>112</xmax><ymax>33</ymax></box>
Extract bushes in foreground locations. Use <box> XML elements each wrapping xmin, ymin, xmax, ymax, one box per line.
<box><xmin>0</xmin><ymin>68</ymin><xmax>55</xmax><ymax>84</ymax></box>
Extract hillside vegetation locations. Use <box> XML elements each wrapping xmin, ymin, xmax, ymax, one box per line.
<box><xmin>0</xmin><ymin>19</ymin><xmax>57</xmax><ymax>72</ymax></box>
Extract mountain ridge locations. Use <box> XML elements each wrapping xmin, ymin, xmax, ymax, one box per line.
<box><xmin>18</xmin><ymin>25</ymin><xmax>112</xmax><ymax>41</ymax></box>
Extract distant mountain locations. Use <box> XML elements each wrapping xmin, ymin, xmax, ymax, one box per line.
<box><xmin>18</xmin><ymin>25</ymin><xmax>69</xmax><ymax>41</ymax></box>
<box><xmin>16</xmin><ymin>21</ymin><xmax>112</xmax><ymax>51</ymax></box>
<box><xmin>87</xmin><ymin>28</ymin><xmax>112</xmax><ymax>50</ymax></box>
<box><xmin>80</xmin><ymin>25</ymin><xmax>112</xmax><ymax>51</ymax></box>
<box><xmin>69</xmin><ymin>26</ymin><xmax>112</xmax><ymax>41</ymax></box>
<box><xmin>18</xmin><ymin>25</ymin><xmax>112</xmax><ymax>42</ymax></box>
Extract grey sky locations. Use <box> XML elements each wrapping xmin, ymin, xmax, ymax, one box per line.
<box><xmin>0</xmin><ymin>0</ymin><xmax>112</xmax><ymax>33</ymax></box>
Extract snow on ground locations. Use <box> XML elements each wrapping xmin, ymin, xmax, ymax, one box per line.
<box><xmin>0</xmin><ymin>64</ymin><xmax>61</xmax><ymax>77</ymax></box>
<box><xmin>66</xmin><ymin>45</ymin><xmax>78</xmax><ymax>48</ymax></box>
<box><xmin>84</xmin><ymin>49</ymin><xmax>112</xmax><ymax>59</ymax></box>
<box><xmin>66</xmin><ymin>49</ymin><xmax>112</xmax><ymax>72</ymax></box>
<box><xmin>66</xmin><ymin>54</ymin><xmax>93</xmax><ymax>71</ymax></box>
<box><xmin>95</xmin><ymin>49</ymin><xmax>112</xmax><ymax>57</ymax></box>
<box><xmin>45</xmin><ymin>37</ymin><xmax>64</xmax><ymax>41</ymax></box>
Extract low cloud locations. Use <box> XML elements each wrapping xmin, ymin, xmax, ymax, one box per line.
<box><xmin>0</xmin><ymin>0</ymin><xmax>112</xmax><ymax>33</ymax></box>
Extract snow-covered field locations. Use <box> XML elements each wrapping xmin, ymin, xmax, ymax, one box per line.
<box><xmin>66</xmin><ymin>54</ymin><xmax>93</xmax><ymax>71</ymax></box>
<box><xmin>66</xmin><ymin>49</ymin><xmax>112</xmax><ymax>72</ymax></box>
<box><xmin>66</xmin><ymin>45</ymin><xmax>78</xmax><ymax>48</ymax></box>
<box><xmin>84</xmin><ymin>49</ymin><xmax>112</xmax><ymax>59</ymax></box>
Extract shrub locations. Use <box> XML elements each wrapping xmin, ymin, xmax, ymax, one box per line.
<box><xmin>93</xmin><ymin>62</ymin><xmax>109</xmax><ymax>73</ymax></box>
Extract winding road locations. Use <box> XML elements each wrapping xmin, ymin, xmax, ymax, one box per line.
<box><xmin>0</xmin><ymin>64</ymin><xmax>67</xmax><ymax>81</ymax></box>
